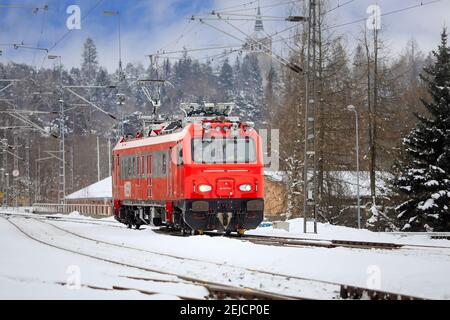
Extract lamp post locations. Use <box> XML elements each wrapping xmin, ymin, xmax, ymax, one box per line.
<box><xmin>4</xmin><ymin>172</ymin><xmax>9</xmax><ymax>207</ymax></box>
<box><xmin>48</xmin><ymin>55</ymin><xmax>66</xmax><ymax>203</ymax></box>
<box><xmin>103</xmin><ymin>10</ymin><xmax>126</xmax><ymax>138</ymax></box>
<box><xmin>48</xmin><ymin>55</ymin><xmax>62</xmax><ymax>82</ymax></box>
<box><xmin>0</xmin><ymin>167</ymin><xmax>5</xmax><ymax>206</ymax></box>
<box><xmin>347</xmin><ymin>105</ymin><xmax>361</xmax><ymax>229</ymax></box>
<box><xmin>102</xmin><ymin>10</ymin><xmax>124</xmax><ymax>82</ymax></box>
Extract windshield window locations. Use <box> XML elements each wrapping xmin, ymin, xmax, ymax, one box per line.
<box><xmin>192</xmin><ymin>138</ymin><xmax>257</xmax><ymax>164</ymax></box>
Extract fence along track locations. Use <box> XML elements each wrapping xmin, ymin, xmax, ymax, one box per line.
<box><xmin>0</xmin><ymin>212</ymin><xmax>122</xmax><ymax>228</ymax></box>
<box><xmin>32</xmin><ymin>203</ymin><xmax>112</xmax><ymax>216</ymax></box>
<box><xmin>13</xmin><ymin>215</ymin><xmax>428</xmax><ymax>300</ymax></box>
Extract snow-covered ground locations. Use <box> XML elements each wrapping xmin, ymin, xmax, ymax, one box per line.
<box><xmin>250</xmin><ymin>219</ymin><xmax>450</xmax><ymax>247</ymax></box>
<box><xmin>1</xmin><ymin>208</ymin><xmax>450</xmax><ymax>300</ymax></box>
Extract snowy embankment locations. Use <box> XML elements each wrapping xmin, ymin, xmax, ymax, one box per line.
<box><xmin>1</xmin><ymin>209</ymin><xmax>450</xmax><ymax>299</ymax></box>
<box><xmin>249</xmin><ymin>218</ymin><xmax>450</xmax><ymax>247</ymax></box>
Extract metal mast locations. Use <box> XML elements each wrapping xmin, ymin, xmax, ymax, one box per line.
<box><xmin>303</xmin><ymin>0</ymin><xmax>319</xmax><ymax>233</ymax></box>
<box><xmin>1</xmin><ymin>119</ymin><xmax>8</xmax><ymax>205</ymax></box>
<box><xmin>25</xmin><ymin>135</ymin><xmax>30</xmax><ymax>204</ymax></box>
<box><xmin>13</xmin><ymin>131</ymin><xmax>19</xmax><ymax>207</ymax></box>
<box><xmin>58</xmin><ymin>98</ymin><xmax>65</xmax><ymax>203</ymax></box>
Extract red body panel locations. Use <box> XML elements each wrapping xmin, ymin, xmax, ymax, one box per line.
<box><xmin>112</xmin><ymin>123</ymin><xmax>264</xmax><ymax>205</ymax></box>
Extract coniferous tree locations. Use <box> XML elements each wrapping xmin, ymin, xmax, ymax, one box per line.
<box><xmin>238</xmin><ymin>53</ymin><xmax>264</xmax><ymax>122</ymax></box>
<box><xmin>218</xmin><ymin>58</ymin><xmax>234</xmax><ymax>101</ymax></box>
<box><xmin>81</xmin><ymin>37</ymin><xmax>99</xmax><ymax>84</ymax></box>
<box><xmin>394</xmin><ymin>29</ymin><xmax>450</xmax><ymax>232</ymax></box>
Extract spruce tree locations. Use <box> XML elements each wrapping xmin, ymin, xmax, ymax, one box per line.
<box><xmin>81</xmin><ymin>37</ymin><xmax>99</xmax><ymax>83</ymax></box>
<box><xmin>218</xmin><ymin>58</ymin><xmax>234</xmax><ymax>100</ymax></box>
<box><xmin>394</xmin><ymin>29</ymin><xmax>450</xmax><ymax>232</ymax></box>
<box><xmin>238</xmin><ymin>54</ymin><xmax>264</xmax><ymax>122</ymax></box>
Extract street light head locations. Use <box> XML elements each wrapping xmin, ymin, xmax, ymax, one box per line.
<box><xmin>103</xmin><ymin>10</ymin><xmax>119</xmax><ymax>16</ymax></box>
<box><xmin>346</xmin><ymin>105</ymin><xmax>356</xmax><ymax>112</ymax></box>
<box><xmin>48</xmin><ymin>55</ymin><xmax>60</xmax><ymax>60</ymax></box>
<box><xmin>286</xmin><ymin>16</ymin><xmax>306</xmax><ymax>22</ymax></box>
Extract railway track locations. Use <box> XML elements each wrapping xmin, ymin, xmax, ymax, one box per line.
<box><xmin>161</xmin><ymin>229</ymin><xmax>450</xmax><ymax>252</ymax></box>
<box><xmin>238</xmin><ymin>233</ymin><xmax>450</xmax><ymax>252</ymax></box>
<box><xmin>3</xmin><ymin>211</ymin><xmax>449</xmax><ymax>253</ymax></box>
<box><xmin>2</xmin><ymin>214</ymin><xmax>428</xmax><ymax>300</ymax></box>
<box><xmin>2</xmin><ymin>216</ymin><xmax>300</xmax><ymax>300</ymax></box>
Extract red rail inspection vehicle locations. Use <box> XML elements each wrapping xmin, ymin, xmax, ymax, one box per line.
<box><xmin>112</xmin><ymin>103</ymin><xmax>265</xmax><ymax>235</ymax></box>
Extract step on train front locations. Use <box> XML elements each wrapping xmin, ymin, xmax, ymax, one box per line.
<box><xmin>112</xmin><ymin>103</ymin><xmax>264</xmax><ymax>235</ymax></box>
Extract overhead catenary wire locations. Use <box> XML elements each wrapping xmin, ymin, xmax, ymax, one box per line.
<box><xmin>213</xmin><ymin>0</ymin><xmax>305</xmax><ymax>15</ymax></box>
<box><xmin>324</xmin><ymin>0</ymin><xmax>442</xmax><ymax>31</ymax></box>
<box><xmin>0</xmin><ymin>4</ymin><xmax>48</xmax><ymax>11</ymax></box>
<box><xmin>266</xmin><ymin>0</ymin><xmax>358</xmax><ymax>39</ymax></box>
<box><xmin>151</xmin><ymin>44</ymin><xmax>244</xmax><ymax>56</ymax></box>
<box><xmin>212</xmin><ymin>16</ymin><xmax>302</xmax><ymax>72</ymax></box>
<box><xmin>211</xmin><ymin>0</ymin><xmax>260</xmax><ymax>12</ymax></box>
<box><xmin>32</xmin><ymin>6</ymin><xmax>49</xmax><ymax>67</ymax></box>
<box><xmin>40</xmin><ymin>0</ymin><xmax>106</xmax><ymax>69</ymax></box>
<box><xmin>266</xmin><ymin>0</ymin><xmax>442</xmax><ymax>47</ymax></box>
<box><xmin>191</xmin><ymin>16</ymin><xmax>297</xmax><ymax>22</ymax></box>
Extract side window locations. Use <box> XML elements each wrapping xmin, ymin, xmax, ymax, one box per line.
<box><xmin>147</xmin><ymin>155</ymin><xmax>152</xmax><ymax>176</ymax></box>
<box><xmin>117</xmin><ymin>156</ymin><xmax>121</xmax><ymax>179</ymax></box>
<box><xmin>137</xmin><ymin>156</ymin><xmax>140</xmax><ymax>176</ymax></box>
<box><xmin>178</xmin><ymin>146</ymin><xmax>184</xmax><ymax>166</ymax></box>
<box><xmin>119</xmin><ymin>157</ymin><xmax>122</xmax><ymax>179</ymax></box>
<box><xmin>162</xmin><ymin>153</ymin><xmax>167</xmax><ymax>175</ymax></box>
<box><xmin>122</xmin><ymin>157</ymin><xmax>125</xmax><ymax>179</ymax></box>
<box><xmin>127</xmin><ymin>157</ymin><xmax>132</xmax><ymax>178</ymax></box>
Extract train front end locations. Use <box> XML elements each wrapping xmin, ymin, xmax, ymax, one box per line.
<box><xmin>178</xmin><ymin>120</ymin><xmax>265</xmax><ymax>235</ymax></box>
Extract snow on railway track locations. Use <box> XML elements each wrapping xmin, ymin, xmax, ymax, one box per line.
<box><xmin>3</xmin><ymin>212</ymin><xmax>450</xmax><ymax>253</ymax></box>
<box><xmin>1</xmin><ymin>214</ymin><xmax>430</xmax><ymax>300</ymax></box>
<box><xmin>2</xmin><ymin>215</ymin><xmax>301</xmax><ymax>300</ymax></box>
<box><xmin>2</xmin><ymin>215</ymin><xmax>336</xmax><ymax>299</ymax></box>
<box><xmin>226</xmin><ymin>233</ymin><xmax>450</xmax><ymax>253</ymax></box>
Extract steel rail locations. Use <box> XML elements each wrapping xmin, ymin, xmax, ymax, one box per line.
<box><xmin>205</xmin><ymin>231</ymin><xmax>450</xmax><ymax>251</ymax></box>
<box><xmin>2</xmin><ymin>216</ymin><xmax>303</xmax><ymax>300</ymax></box>
<box><xmin>6</xmin><ymin>214</ymin><xmax>428</xmax><ymax>300</ymax></box>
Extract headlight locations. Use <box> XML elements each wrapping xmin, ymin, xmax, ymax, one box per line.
<box><xmin>239</xmin><ymin>184</ymin><xmax>253</xmax><ymax>192</ymax></box>
<box><xmin>198</xmin><ymin>184</ymin><xmax>212</xmax><ymax>193</ymax></box>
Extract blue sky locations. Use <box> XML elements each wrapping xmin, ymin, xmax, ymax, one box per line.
<box><xmin>1</xmin><ymin>0</ymin><xmax>449</xmax><ymax>72</ymax></box>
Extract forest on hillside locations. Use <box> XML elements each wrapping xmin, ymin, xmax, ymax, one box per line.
<box><xmin>1</xmin><ymin>1</ymin><xmax>449</xmax><ymax>231</ymax></box>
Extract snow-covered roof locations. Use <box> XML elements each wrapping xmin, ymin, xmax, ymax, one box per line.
<box><xmin>65</xmin><ymin>176</ymin><xmax>112</xmax><ymax>200</ymax></box>
<box><xmin>329</xmin><ymin>171</ymin><xmax>392</xmax><ymax>197</ymax></box>
<box><xmin>264</xmin><ymin>170</ymin><xmax>285</xmax><ymax>183</ymax></box>
<box><xmin>263</xmin><ymin>170</ymin><xmax>392</xmax><ymax>196</ymax></box>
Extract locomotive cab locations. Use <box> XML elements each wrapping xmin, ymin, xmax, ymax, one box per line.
<box><xmin>112</xmin><ymin>103</ymin><xmax>265</xmax><ymax>235</ymax></box>
<box><xmin>176</xmin><ymin>120</ymin><xmax>265</xmax><ymax>234</ymax></box>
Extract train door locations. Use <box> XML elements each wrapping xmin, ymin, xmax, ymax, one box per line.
<box><xmin>137</xmin><ymin>154</ymin><xmax>141</xmax><ymax>195</ymax></box>
<box><xmin>172</xmin><ymin>147</ymin><xmax>178</xmax><ymax>198</ymax></box>
<box><xmin>147</xmin><ymin>155</ymin><xmax>152</xmax><ymax>199</ymax></box>
<box><xmin>141</xmin><ymin>155</ymin><xmax>145</xmax><ymax>199</ymax></box>
<box><xmin>176</xmin><ymin>144</ymin><xmax>184</xmax><ymax>198</ymax></box>
<box><xmin>167</xmin><ymin>148</ymin><xmax>172</xmax><ymax>198</ymax></box>
<box><xmin>115</xmin><ymin>154</ymin><xmax>120</xmax><ymax>198</ymax></box>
